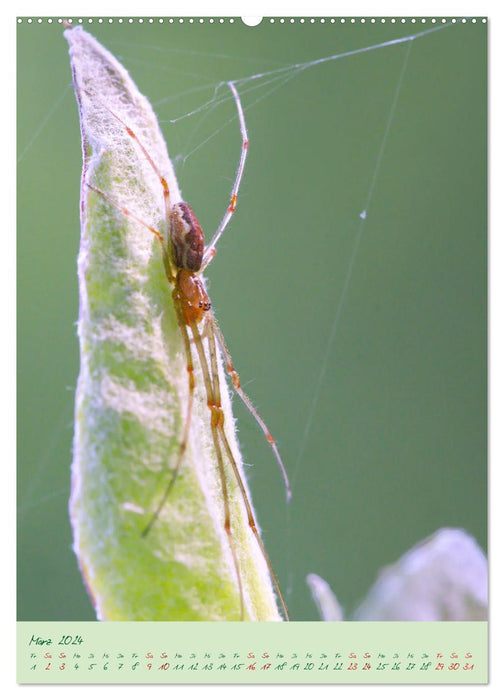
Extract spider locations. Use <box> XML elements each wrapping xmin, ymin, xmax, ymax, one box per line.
<box><xmin>85</xmin><ymin>81</ymin><xmax>291</xmax><ymax>621</ymax></box>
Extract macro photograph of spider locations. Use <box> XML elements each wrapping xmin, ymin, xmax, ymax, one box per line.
<box><xmin>17</xmin><ymin>18</ymin><xmax>486</xmax><ymax>625</ymax></box>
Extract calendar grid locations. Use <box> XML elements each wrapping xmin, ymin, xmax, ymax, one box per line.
<box><xmin>18</xmin><ymin>621</ymin><xmax>487</xmax><ymax>684</ymax></box>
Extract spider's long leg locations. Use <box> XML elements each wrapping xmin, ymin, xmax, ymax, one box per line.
<box><xmin>81</xmin><ymin>88</ymin><xmax>172</xmax><ymax>226</ymax></box>
<box><xmin>218</xmin><ymin>421</ymin><xmax>290</xmax><ymax>621</ymax></box>
<box><xmin>201</xmin><ymin>82</ymin><xmax>248</xmax><ymax>270</ymax></box>
<box><xmin>205</xmin><ymin>320</ymin><xmax>290</xmax><ymax>621</ymax></box>
<box><xmin>210</xmin><ymin>316</ymin><xmax>292</xmax><ymax>502</ymax></box>
<box><xmin>87</xmin><ymin>181</ymin><xmax>178</xmax><ymax>283</ymax></box>
<box><xmin>86</xmin><ymin>183</ymin><xmax>164</xmax><ymax>245</ymax></box>
<box><xmin>205</xmin><ymin>323</ymin><xmax>290</xmax><ymax>620</ymax></box>
<box><xmin>188</xmin><ymin>315</ymin><xmax>245</xmax><ymax>620</ymax></box>
<box><xmin>209</xmin><ymin>419</ymin><xmax>245</xmax><ymax>621</ymax></box>
<box><xmin>141</xmin><ymin>291</ymin><xmax>196</xmax><ymax>537</ymax></box>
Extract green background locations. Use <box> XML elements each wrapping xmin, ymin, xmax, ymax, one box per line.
<box><xmin>17</xmin><ymin>17</ymin><xmax>487</xmax><ymax>621</ymax></box>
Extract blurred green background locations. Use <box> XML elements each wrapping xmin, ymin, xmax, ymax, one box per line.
<box><xmin>17</xmin><ymin>17</ymin><xmax>487</xmax><ymax>621</ymax></box>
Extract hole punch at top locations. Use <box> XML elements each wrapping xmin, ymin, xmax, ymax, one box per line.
<box><xmin>241</xmin><ymin>16</ymin><xmax>263</xmax><ymax>27</ymax></box>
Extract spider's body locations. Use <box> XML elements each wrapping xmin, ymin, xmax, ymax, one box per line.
<box><xmin>169</xmin><ymin>202</ymin><xmax>205</xmax><ymax>273</ymax></box>
<box><xmin>167</xmin><ymin>203</ymin><xmax>211</xmax><ymax>326</ymax></box>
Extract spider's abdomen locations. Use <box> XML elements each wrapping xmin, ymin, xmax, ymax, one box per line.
<box><xmin>169</xmin><ymin>202</ymin><xmax>205</xmax><ymax>272</ymax></box>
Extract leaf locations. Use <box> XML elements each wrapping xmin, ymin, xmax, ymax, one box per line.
<box><xmin>353</xmin><ymin>528</ymin><xmax>488</xmax><ymax>621</ymax></box>
<box><xmin>308</xmin><ymin>529</ymin><xmax>487</xmax><ymax>622</ymax></box>
<box><xmin>65</xmin><ymin>25</ymin><xmax>282</xmax><ymax>621</ymax></box>
<box><xmin>306</xmin><ymin>573</ymin><xmax>344</xmax><ymax>621</ymax></box>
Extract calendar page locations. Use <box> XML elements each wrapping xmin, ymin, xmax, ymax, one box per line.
<box><xmin>17</xmin><ymin>12</ymin><xmax>488</xmax><ymax>686</ymax></box>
